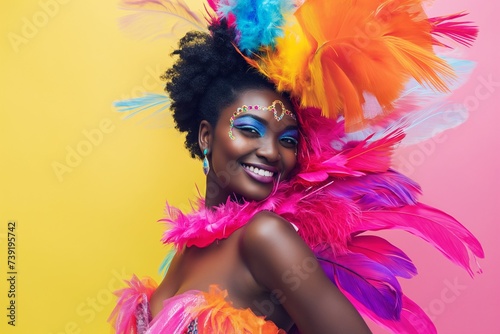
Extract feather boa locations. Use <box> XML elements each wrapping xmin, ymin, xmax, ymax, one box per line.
<box><xmin>109</xmin><ymin>275</ymin><xmax>157</xmax><ymax>334</ymax></box>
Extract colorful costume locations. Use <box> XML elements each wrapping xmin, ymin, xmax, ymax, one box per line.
<box><xmin>110</xmin><ymin>277</ymin><xmax>285</xmax><ymax>333</ymax></box>
<box><xmin>109</xmin><ymin>0</ymin><xmax>484</xmax><ymax>333</ymax></box>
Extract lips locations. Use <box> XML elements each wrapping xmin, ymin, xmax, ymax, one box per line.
<box><xmin>241</xmin><ymin>163</ymin><xmax>277</xmax><ymax>184</ymax></box>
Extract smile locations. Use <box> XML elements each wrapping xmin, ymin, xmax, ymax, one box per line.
<box><xmin>241</xmin><ymin>163</ymin><xmax>276</xmax><ymax>183</ymax></box>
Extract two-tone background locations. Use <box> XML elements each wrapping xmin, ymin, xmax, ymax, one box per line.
<box><xmin>1</xmin><ymin>0</ymin><xmax>498</xmax><ymax>333</ymax></box>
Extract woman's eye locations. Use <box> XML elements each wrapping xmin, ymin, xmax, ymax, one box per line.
<box><xmin>280</xmin><ymin>137</ymin><xmax>298</xmax><ymax>146</ymax></box>
<box><xmin>237</xmin><ymin>126</ymin><xmax>261</xmax><ymax>136</ymax></box>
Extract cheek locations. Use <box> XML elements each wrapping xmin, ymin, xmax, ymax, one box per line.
<box><xmin>211</xmin><ymin>137</ymin><xmax>247</xmax><ymax>170</ymax></box>
<box><xmin>220</xmin><ymin>135</ymin><xmax>254</xmax><ymax>159</ymax></box>
<box><xmin>282</xmin><ymin>151</ymin><xmax>298</xmax><ymax>174</ymax></box>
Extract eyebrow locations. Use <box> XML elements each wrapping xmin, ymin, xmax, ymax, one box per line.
<box><xmin>235</xmin><ymin>114</ymin><xmax>298</xmax><ymax>131</ymax></box>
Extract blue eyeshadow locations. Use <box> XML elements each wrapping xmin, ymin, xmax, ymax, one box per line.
<box><xmin>233</xmin><ymin>115</ymin><xmax>266</xmax><ymax>136</ymax></box>
<box><xmin>281</xmin><ymin>129</ymin><xmax>299</xmax><ymax>139</ymax></box>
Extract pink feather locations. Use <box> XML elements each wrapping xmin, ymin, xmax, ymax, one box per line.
<box><xmin>297</xmin><ymin>154</ymin><xmax>364</xmax><ymax>183</ymax></box>
<box><xmin>345</xmin><ymin>130</ymin><xmax>405</xmax><ymax>173</ymax></box>
<box><xmin>348</xmin><ymin>235</ymin><xmax>417</xmax><ymax>279</ymax></box>
<box><xmin>160</xmin><ymin>198</ymin><xmax>258</xmax><ymax>249</ymax></box>
<box><xmin>108</xmin><ymin>275</ymin><xmax>157</xmax><ymax>334</ymax></box>
<box><xmin>430</xmin><ymin>13</ymin><xmax>478</xmax><ymax>48</ymax></box>
<box><xmin>277</xmin><ymin>191</ymin><xmax>358</xmax><ymax>254</ymax></box>
<box><xmin>356</xmin><ymin>203</ymin><xmax>484</xmax><ymax>276</ymax></box>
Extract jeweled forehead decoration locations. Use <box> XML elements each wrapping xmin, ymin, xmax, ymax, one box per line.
<box><xmin>228</xmin><ymin>100</ymin><xmax>296</xmax><ymax>140</ymax></box>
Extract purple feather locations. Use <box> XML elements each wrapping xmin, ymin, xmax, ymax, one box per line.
<box><xmin>327</xmin><ymin>170</ymin><xmax>421</xmax><ymax>209</ymax></box>
<box><xmin>316</xmin><ymin>250</ymin><xmax>403</xmax><ymax>320</ymax></box>
<box><xmin>357</xmin><ymin>294</ymin><xmax>437</xmax><ymax>334</ymax></box>
<box><xmin>348</xmin><ymin>235</ymin><xmax>417</xmax><ymax>279</ymax></box>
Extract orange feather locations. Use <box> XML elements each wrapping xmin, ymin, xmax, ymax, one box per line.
<box><xmin>244</xmin><ymin>0</ymin><xmax>456</xmax><ymax>131</ymax></box>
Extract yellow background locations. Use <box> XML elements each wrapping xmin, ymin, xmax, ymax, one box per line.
<box><xmin>1</xmin><ymin>1</ymin><xmax>206</xmax><ymax>333</ymax></box>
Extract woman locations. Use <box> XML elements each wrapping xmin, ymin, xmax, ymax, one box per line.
<box><xmin>110</xmin><ymin>1</ymin><xmax>483</xmax><ymax>333</ymax></box>
<box><xmin>113</xmin><ymin>21</ymin><xmax>371</xmax><ymax>333</ymax></box>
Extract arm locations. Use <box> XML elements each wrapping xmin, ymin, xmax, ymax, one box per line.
<box><xmin>240</xmin><ymin>211</ymin><xmax>372</xmax><ymax>334</ymax></box>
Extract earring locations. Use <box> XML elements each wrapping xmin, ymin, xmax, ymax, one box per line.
<box><xmin>202</xmin><ymin>148</ymin><xmax>210</xmax><ymax>175</ymax></box>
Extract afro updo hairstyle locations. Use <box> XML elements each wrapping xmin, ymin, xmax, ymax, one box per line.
<box><xmin>163</xmin><ymin>20</ymin><xmax>287</xmax><ymax>159</ymax></box>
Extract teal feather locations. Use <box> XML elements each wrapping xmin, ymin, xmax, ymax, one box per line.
<box><xmin>158</xmin><ymin>247</ymin><xmax>176</xmax><ymax>277</ymax></box>
<box><xmin>114</xmin><ymin>93</ymin><xmax>171</xmax><ymax>119</ymax></box>
<box><xmin>217</xmin><ymin>0</ymin><xmax>295</xmax><ymax>54</ymax></box>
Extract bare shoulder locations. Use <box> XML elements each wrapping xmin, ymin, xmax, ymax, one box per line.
<box><xmin>239</xmin><ymin>210</ymin><xmax>304</xmax><ymax>271</ymax></box>
<box><xmin>239</xmin><ymin>210</ymin><xmax>372</xmax><ymax>334</ymax></box>
<box><xmin>241</xmin><ymin>210</ymin><xmax>297</xmax><ymax>245</ymax></box>
<box><xmin>239</xmin><ymin>209</ymin><xmax>317</xmax><ymax>292</ymax></box>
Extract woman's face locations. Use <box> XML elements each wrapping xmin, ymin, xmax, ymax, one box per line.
<box><xmin>202</xmin><ymin>88</ymin><xmax>299</xmax><ymax>203</ymax></box>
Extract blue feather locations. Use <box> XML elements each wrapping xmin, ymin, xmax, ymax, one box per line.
<box><xmin>218</xmin><ymin>0</ymin><xmax>294</xmax><ymax>54</ymax></box>
<box><xmin>158</xmin><ymin>247</ymin><xmax>176</xmax><ymax>277</ymax></box>
<box><xmin>114</xmin><ymin>93</ymin><xmax>171</xmax><ymax>119</ymax></box>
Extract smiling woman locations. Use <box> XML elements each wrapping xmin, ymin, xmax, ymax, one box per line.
<box><xmin>110</xmin><ymin>18</ymin><xmax>371</xmax><ymax>333</ymax></box>
<box><xmin>203</xmin><ymin>89</ymin><xmax>298</xmax><ymax>203</ymax></box>
<box><xmin>109</xmin><ymin>0</ymin><xmax>483</xmax><ymax>333</ymax></box>
<box><xmin>144</xmin><ymin>22</ymin><xmax>370</xmax><ymax>332</ymax></box>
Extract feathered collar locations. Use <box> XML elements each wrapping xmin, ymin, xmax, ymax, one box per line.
<box><xmin>159</xmin><ymin>110</ymin><xmax>406</xmax><ymax>252</ymax></box>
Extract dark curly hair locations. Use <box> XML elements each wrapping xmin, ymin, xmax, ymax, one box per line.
<box><xmin>163</xmin><ymin>20</ymin><xmax>283</xmax><ymax>159</ymax></box>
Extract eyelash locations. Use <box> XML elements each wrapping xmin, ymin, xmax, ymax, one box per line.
<box><xmin>281</xmin><ymin>136</ymin><xmax>298</xmax><ymax>146</ymax></box>
<box><xmin>237</xmin><ymin>126</ymin><xmax>263</xmax><ymax>136</ymax></box>
<box><xmin>236</xmin><ymin>126</ymin><xmax>298</xmax><ymax>147</ymax></box>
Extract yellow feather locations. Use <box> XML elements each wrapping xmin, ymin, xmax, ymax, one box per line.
<box><xmin>246</xmin><ymin>0</ymin><xmax>457</xmax><ymax>130</ymax></box>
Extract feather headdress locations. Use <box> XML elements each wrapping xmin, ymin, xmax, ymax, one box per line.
<box><xmin>211</xmin><ymin>0</ymin><xmax>478</xmax><ymax>131</ymax></box>
<box><xmin>117</xmin><ymin>0</ymin><xmax>477</xmax><ymax>134</ymax></box>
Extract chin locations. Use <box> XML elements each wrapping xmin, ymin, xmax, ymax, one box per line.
<box><xmin>238</xmin><ymin>184</ymin><xmax>274</xmax><ymax>202</ymax></box>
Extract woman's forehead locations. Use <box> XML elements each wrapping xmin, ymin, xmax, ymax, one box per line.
<box><xmin>226</xmin><ymin>89</ymin><xmax>297</xmax><ymax>125</ymax></box>
<box><xmin>234</xmin><ymin>88</ymin><xmax>292</xmax><ymax>106</ymax></box>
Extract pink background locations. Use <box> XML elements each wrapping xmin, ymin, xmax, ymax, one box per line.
<box><xmin>370</xmin><ymin>1</ymin><xmax>499</xmax><ymax>333</ymax></box>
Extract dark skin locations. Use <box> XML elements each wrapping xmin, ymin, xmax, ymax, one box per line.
<box><xmin>150</xmin><ymin>88</ymin><xmax>372</xmax><ymax>333</ymax></box>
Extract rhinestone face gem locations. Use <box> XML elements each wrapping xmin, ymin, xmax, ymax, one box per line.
<box><xmin>228</xmin><ymin>100</ymin><xmax>296</xmax><ymax>140</ymax></box>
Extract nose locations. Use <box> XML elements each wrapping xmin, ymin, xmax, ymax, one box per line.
<box><xmin>255</xmin><ymin>136</ymin><xmax>280</xmax><ymax>163</ymax></box>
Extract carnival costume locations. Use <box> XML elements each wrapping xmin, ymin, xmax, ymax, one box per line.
<box><xmin>109</xmin><ymin>0</ymin><xmax>484</xmax><ymax>333</ymax></box>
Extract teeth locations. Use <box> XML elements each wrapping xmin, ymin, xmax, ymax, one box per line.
<box><xmin>242</xmin><ymin>164</ymin><xmax>274</xmax><ymax>177</ymax></box>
